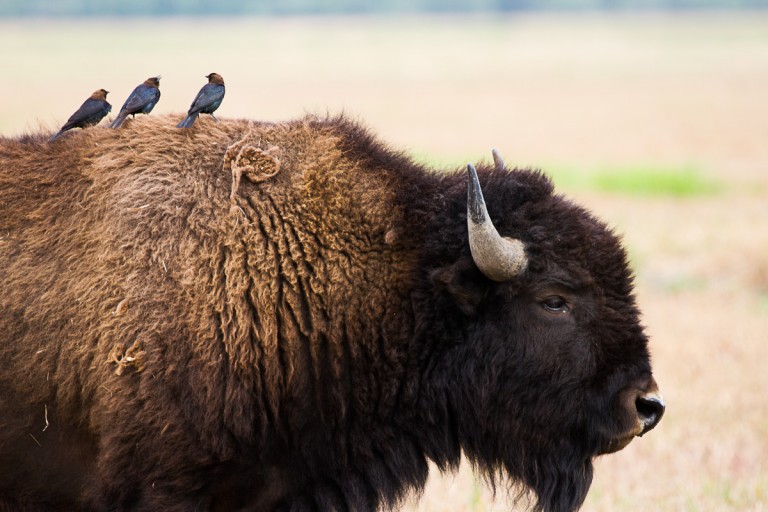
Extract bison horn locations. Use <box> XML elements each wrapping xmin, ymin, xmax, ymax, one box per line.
<box><xmin>466</xmin><ymin>163</ymin><xmax>527</xmax><ymax>281</ymax></box>
<box><xmin>491</xmin><ymin>148</ymin><xmax>505</xmax><ymax>171</ymax></box>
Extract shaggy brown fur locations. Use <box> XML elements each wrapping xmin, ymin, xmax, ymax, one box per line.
<box><xmin>0</xmin><ymin>114</ymin><xmax>661</xmax><ymax>511</ymax></box>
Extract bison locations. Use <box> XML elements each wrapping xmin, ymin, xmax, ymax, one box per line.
<box><xmin>0</xmin><ymin>115</ymin><xmax>663</xmax><ymax>512</ymax></box>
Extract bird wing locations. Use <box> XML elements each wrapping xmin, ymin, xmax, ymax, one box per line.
<box><xmin>121</xmin><ymin>85</ymin><xmax>156</xmax><ymax>113</ymax></box>
<box><xmin>189</xmin><ymin>84</ymin><xmax>225</xmax><ymax>115</ymax></box>
<box><xmin>62</xmin><ymin>98</ymin><xmax>111</xmax><ymax>129</ymax></box>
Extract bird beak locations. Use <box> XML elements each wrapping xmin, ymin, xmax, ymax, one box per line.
<box><xmin>155</xmin><ymin>75</ymin><xmax>162</xmax><ymax>80</ymax></box>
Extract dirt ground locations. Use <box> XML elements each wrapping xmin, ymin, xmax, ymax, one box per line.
<box><xmin>1</xmin><ymin>12</ymin><xmax>767</xmax><ymax>511</ymax></box>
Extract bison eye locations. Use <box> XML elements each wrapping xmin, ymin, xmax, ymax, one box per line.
<box><xmin>541</xmin><ymin>296</ymin><xmax>569</xmax><ymax>314</ymax></box>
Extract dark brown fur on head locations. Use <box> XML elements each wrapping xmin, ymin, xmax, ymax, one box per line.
<box><xmin>206</xmin><ymin>72</ymin><xmax>224</xmax><ymax>85</ymax></box>
<box><xmin>90</xmin><ymin>88</ymin><xmax>109</xmax><ymax>100</ymax></box>
<box><xmin>143</xmin><ymin>76</ymin><xmax>161</xmax><ymax>87</ymax></box>
<box><xmin>0</xmin><ymin>114</ymin><xmax>657</xmax><ymax>512</ymax></box>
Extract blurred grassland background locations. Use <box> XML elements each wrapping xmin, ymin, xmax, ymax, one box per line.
<box><xmin>1</xmin><ymin>4</ymin><xmax>768</xmax><ymax>512</ymax></box>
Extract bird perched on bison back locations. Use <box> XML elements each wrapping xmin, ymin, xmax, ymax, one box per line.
<box><xmin>109</xmin><ymin>76</ymin><xmax>161</xmax><ymax>129</ymax></box>
<box><xmin>176</xmin><ymin>73</ymin><xmax>225</xmax><ymax>128</ymax></box>
<box><xmin>48</xmin><ymin>89</ymin><xmax>111</xmax><ymax>142</ymax></box>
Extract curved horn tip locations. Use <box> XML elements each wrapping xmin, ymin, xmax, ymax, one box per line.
<box><xmin>491</xmin><ymin>148</ymin><xmax>505</xmax><ymax>171</ymax></box>
<box><xmin>466</xmin><ymin>163</ymin><xmax>486</xmax><ymax>225</ymax></box>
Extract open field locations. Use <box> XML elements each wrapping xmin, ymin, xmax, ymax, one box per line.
<box><xmin>2</xmin><ymin>12</ymin><xmax>768</xmax><ymax>511</ymax></box>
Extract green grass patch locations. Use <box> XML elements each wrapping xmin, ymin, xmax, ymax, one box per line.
<box><xmin>545</xmin><ymin>164</ymin><xmax>724</xmax><ymax>198</ymax></box>
<box><xmin>414</xmin><ymin>153</ymin><xmax>724</xmax><ymax>199</ymax></box>
<box><xmin>758</xmin><ymin>292</ymin><xmax>768</xmax><ymax>315</ymax></box>
<box><xmin>470</xmin><ymin>478</ymin><xmax>483</xmax><ymax>512</ymax></box>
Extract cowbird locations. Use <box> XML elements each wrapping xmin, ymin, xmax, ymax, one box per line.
<box><xmin>109</xmin><ymin>76</ymin><xmax>161</xmax><ymax>129</ymax></box>
<box><xmin>49</xmin><ymin>89</ymin><xmax>111</xmax><ymax>142</ymax></box>
<box><xmin>176</xmin><ymin>73</ymin><xmax>226</xmax><ymax>128</ymax></box>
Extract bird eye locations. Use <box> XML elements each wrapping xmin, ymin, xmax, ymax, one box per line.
<box><xmin>542</xmin><ymin>296</ymin><xmax>569</xmax><ymax>314</ymax></box>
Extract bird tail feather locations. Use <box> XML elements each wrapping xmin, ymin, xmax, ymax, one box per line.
<box><xmin>109</xmin><ymin>113</ymin><xmax>127</xmax><ymax>129</ymax></box>
<box><xmin>176</xmin><ymin>113</ymin><xmax>199</xmax><ymax>129</ymax></box>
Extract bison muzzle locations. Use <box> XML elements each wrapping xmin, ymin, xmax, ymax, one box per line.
<box><xmin>0</xmin><ymin>115</ymin><xmax>663</xmax><ymax>512</ymax></box>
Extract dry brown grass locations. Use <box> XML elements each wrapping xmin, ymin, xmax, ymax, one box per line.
<box><xmin>1</xmin><ymin>12</ymin><xmax>767</xmax><ymax>511</ymax></box>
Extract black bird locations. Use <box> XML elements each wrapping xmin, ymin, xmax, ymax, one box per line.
<box><xmin>176</xmin><ymin>73</ymin><xmax>225</xmax><ymax>128</ymax></box>
<box><xmin>109</xmin><ymin>76</ymin><xmax>161</xmax><ymax>129</ymax></box>
<box><xmin>49</xmin><ymin>89</ymin><xmax>111</xmax><ymax>142</ymax></box>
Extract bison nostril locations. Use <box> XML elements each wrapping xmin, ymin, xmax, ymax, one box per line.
<box><xmin>635</xmin><ymin>394</ymin><xmax>665</xmax><ymax>436</ymax></box>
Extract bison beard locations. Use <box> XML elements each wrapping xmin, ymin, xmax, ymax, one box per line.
<box><xmin>0</xmin><ymin>115</ymin><xmax>661</xmax><ymax>512</ymax></box>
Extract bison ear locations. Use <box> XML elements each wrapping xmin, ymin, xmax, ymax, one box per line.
<box><xmin>430</xmin><ymin>257</ymin><xmax>490</xmax><ymax>316</ymax></box>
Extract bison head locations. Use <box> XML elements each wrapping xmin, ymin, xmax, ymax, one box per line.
<box><xmin>424</xmin><ymin>151</ymin><xmax>663</xmax><ymax>512</ymax></box>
